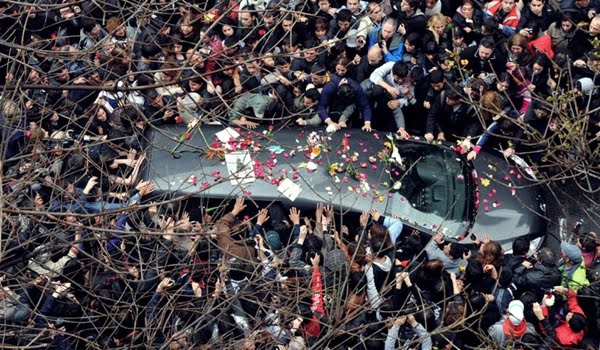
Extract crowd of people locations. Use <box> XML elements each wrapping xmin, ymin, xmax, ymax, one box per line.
<box><xmin>1</xmin><ymin>0</ymin><xmax>600</xmax><ymax>348</ymax></box>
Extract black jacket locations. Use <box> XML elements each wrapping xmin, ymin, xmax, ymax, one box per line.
<box><xmin>460</xmin><ymin>45</ymin><xmax>507</xmax><ymax>76</ymax></box>
<box><xmin>512</xmin><ymin>263</ymin><xmax>562</xmax><ymax>298</ymax></box>
<box><xmin>426</xmin><ymin>91</ymin><xmax>480</xmax><ymax>141</ymax></box>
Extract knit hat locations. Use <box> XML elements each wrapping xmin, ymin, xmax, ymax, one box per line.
<box><xmin>325</xmin><ymin>249</ymin><xmax>347</xmax><ymax>273</ymax></box>
<box><xmin>561</xmin><ymin>241</ymin><xmax>582</xmax><ymax>264</ymax></box>
<box><xmin>507</xmin><ymin>300</ymin><xmax>525</xmax><ymax>326</ymax></box>
<box><xmin>543</xmin><ymin>293</ymin><xmax>555</xmax><ymax>307</ymax></box>
<box><xmin>577</xmin><ymin>77</ymin><xmax>594</xmax><ymax>96</ymax></box>
<box><xmin>265</xmin><ymin>230</ymin><xmax>282</xmax><ymax>251</ymax></box>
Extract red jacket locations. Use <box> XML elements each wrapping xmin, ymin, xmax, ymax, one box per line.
<box><xmin>304</xmin><ymin>267</ymin><xmax>324</xmax><ymax>337</ymax></box>
<box><xmin>484</xmin><ymin>0</ymin><xmax>521</xmax><ymax>29</ymax></box>
<box><xmin>555</xmin><ymin>289</ymin><xmax>585</xmax><ymax>346</ymax></box>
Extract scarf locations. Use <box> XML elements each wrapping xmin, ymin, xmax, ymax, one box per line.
<box><xmin>502</xmin><ymin>318</ymin><xmax>527</xmax><ymax>338</ymax></box>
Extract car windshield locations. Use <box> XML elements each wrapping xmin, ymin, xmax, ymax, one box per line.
<box><xmin>388</xmin><ymin>141</ymin><xmax>472</xmax><ymax>238</ymax></box>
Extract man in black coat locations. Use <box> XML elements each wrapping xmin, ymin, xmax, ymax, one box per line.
<box><xmin>459</xmin><ymin>36</ymin><xmax>507</xmax><ymax>77</ymax></box>
<box><xmin>512</xmin><ymin>247</ymin><xmax>562</xmax><ymax>299</ymax></box>
<box><xmin>425</xmin><ymin>89</ymin><xmax>480</xmax><ymax>143</ymax></box>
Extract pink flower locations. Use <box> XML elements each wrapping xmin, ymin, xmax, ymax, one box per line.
<box><xmin>373</xmin><ymin>133</ymin><xmax>380</xmax><ymax>139</ymax></box>
<box><xmin>504</xmin><ymin>176</ymin><xmax>510</xmax><ymax>180</ymax></box>
<box><xmin>484</xmin><ymin>206</ymin><xmax>489</xmax><ymax>212</ymax></box>
<box><xmin>343</xmin><ymin>177</ymin><xmax>349</xmax><ymax>183</ymax></box>
<box><xmin>336</xmin><ymin>149</ymin><xmax>342</xmax><ymax>155</ymax></box>
<box><xmin>200</xmin><ymin>182</ymin><xmax>210</xmax><ymax>190</ymax></box>
<box><xmin>509</xmin><ymin>169</ymin><xmax>516</xmax><ymax>175</ymax></box>
<box><xmin>292</xmin><ymin>173</ymin><xmax>299</xmax><ymax>180</ymax></box>
<box><xmin>283</xmin><ymin>152</ymin><xmax>289</xmax><ymax>158</ymax></box>
<box><xmin>362</xmin><ymin>148</ymin><xmax>368</xmax><ymax>153</ymax></box>
<box><xmin>360</xmin><ymin>162</ymin><xmax>367</xmax><ymax>168</ymax></box>
<box><xmin>243</xmin><ymin>190</ymin><xmax>252</xmax><ymax>196</ymax></box>
<box><xmin>360</xmin><ymin>173</ymin><xmax>367</xmax><ymax>181</ymax></box>
<box><xmin>211</xmin><ymin>170</ymin><xmax>221</xmax><ymax>178</ymax></box>
<box><xmin>298</xmin><ymin>132</ymin><xmax>303</xmax><ymax>138</ymax></box>
<box><xmin>371</xmin><ymin>164</ymin><xmax>377</xmax><ymax>170</ymax></box>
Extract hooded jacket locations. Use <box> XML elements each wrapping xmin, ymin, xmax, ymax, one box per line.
<box><xmin>555</xmin><ymin>289</ymin><xmax>586</xmax><ymax>346</ymax></box>
<box><xmin>488</xmin><ymin>316</ymin><xmax>536</xmax><ymax>346</ymax></box>
<box><xmin>560</xmin><ymin>241</ymin><xmax>590</xmax><ymax>291</ymax></box>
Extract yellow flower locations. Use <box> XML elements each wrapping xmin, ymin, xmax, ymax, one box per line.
<box><xmin>480</xmin><ymin>178</ymin><xmax>491</xmax><ymax>187</ymax></box>
<box><xmin>311</xmin><ymin>147</ymin><xmax>321</xmax><ymax>158</ymax></box>
<box><xmin>328</xmin><ymin>163</ymin><xmax>339</xmax><ymax>176</ymax></box>
<box><xmin>460</xmin><ymin>59</ymin><xmax>469</xmax><ymax>66</ymax></box>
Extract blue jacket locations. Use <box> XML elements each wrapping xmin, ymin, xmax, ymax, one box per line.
<box><xmin>317</xmin><ymin>75</ymin><xmax>372</xmax><ymax>122</ymax></box>
<box><xmin>368</xmin><ymin>29</ymin><xmax>404</xmax><ymax>63</ymax></box>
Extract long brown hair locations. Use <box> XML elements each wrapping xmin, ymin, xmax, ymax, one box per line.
<box><xmin>477</xmin><ymin>241</ymin><xmax>504</xmax><ymax>268</ymax></box>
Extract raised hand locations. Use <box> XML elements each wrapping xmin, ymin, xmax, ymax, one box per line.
<box><xmin>315</xmin><ymin>203</ymin><xmax>324</xmax><ymax>224</ymax></box>
<box><xmin>156</xmin><ymin>277</ymin><xmax>175</xmax><ymax>293</ymax></box>
<box><xmin>232</xmin><ymin>197</ymin><xmax>246</xmax><ymax>216</ymax></box>
<box><xmin>359</xmin><ymin>211</ymin><xmax>369</xmax><ymax>227</ymax></box>
<box><xmin>289</xmin><ymin>207</ymin><xmax>301</xmax><ymax>225</ymax></box>
<box><xmin>257</xmin><ymin>208</ymin><xmax>269</xmax><ymax>226</ymax></box>
<box><xmin>370</xmin><ymin>208</ymin><xmax>381</xmax><ymax>222</ymax></box>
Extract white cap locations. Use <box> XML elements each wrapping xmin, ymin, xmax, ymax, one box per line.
<box><xmin>507</xmin><ymin>300</ymin><xmax>525</xmax><ymax>326</ymax></box>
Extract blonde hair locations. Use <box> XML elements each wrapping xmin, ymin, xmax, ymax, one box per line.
<box><xmin>428</xmin><ymin>14</ymin><xmax>447</xmax><ymax>29</ymax></box>
<box><xmin>428</xmin><ymin>14</ymin><xmax>448</xmax><ymax>43</ymax></box>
